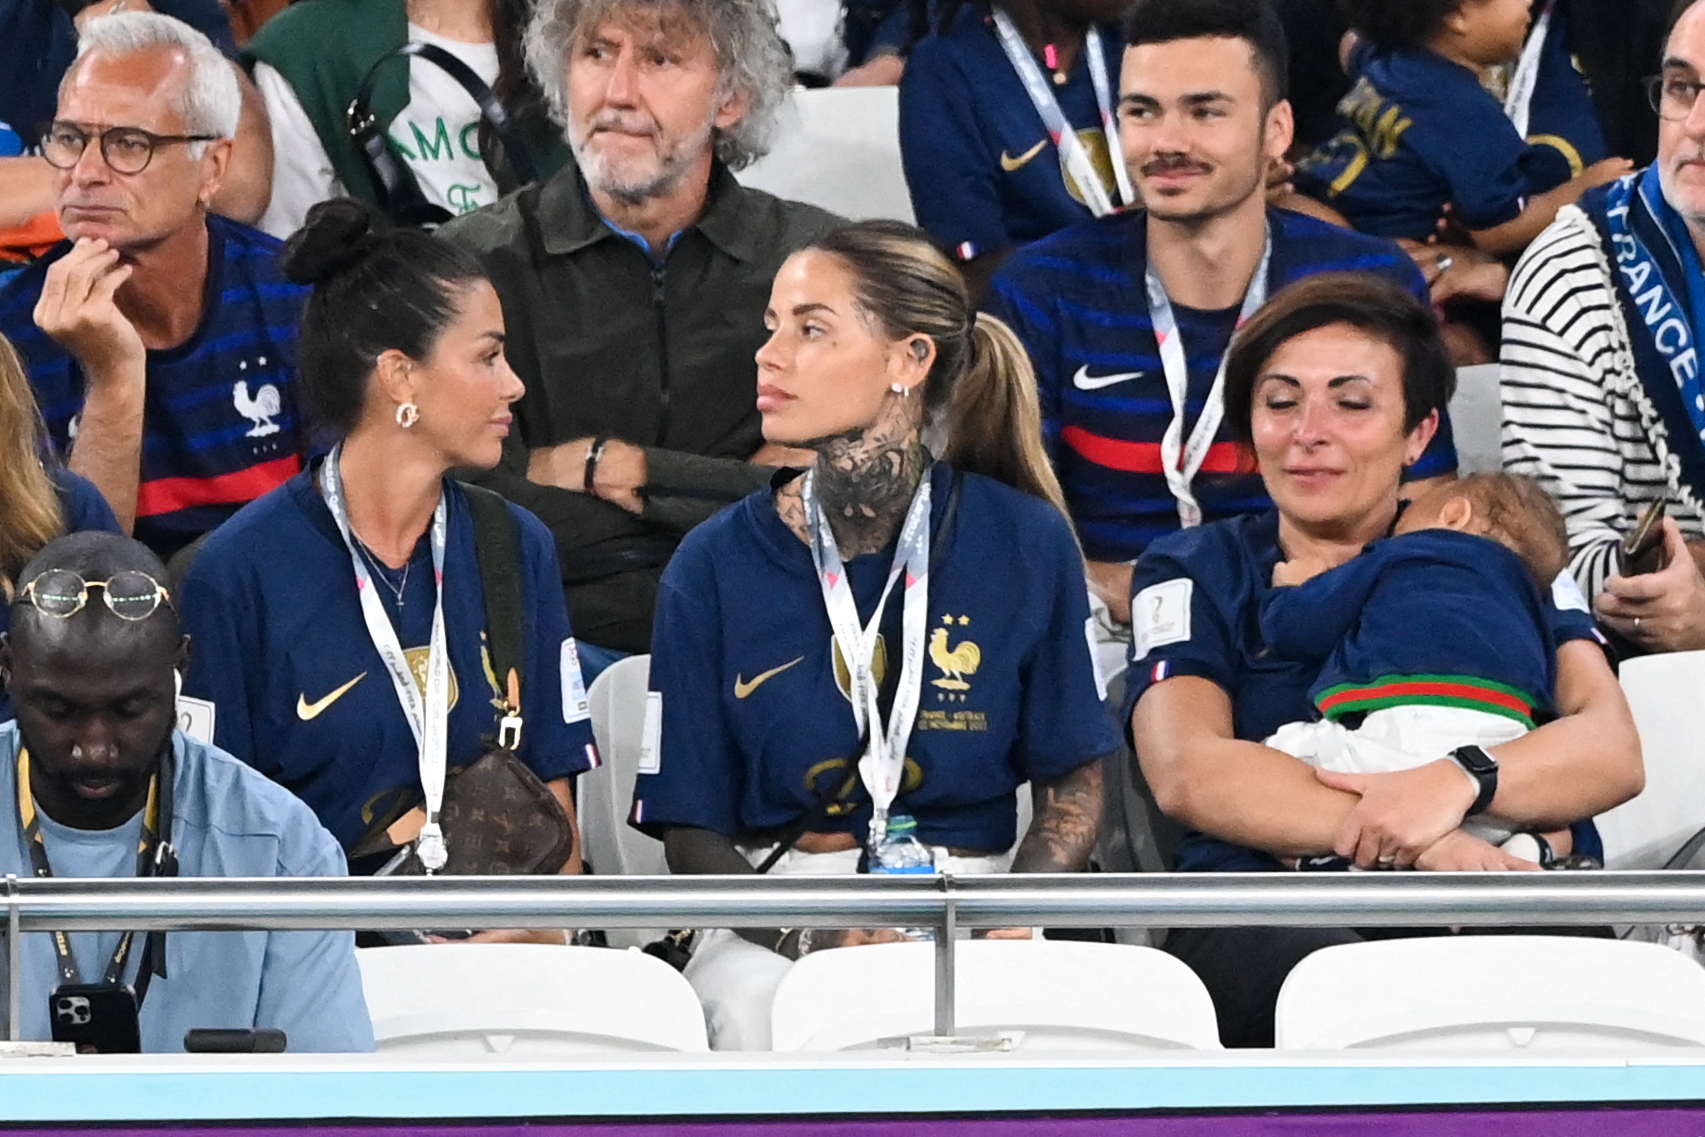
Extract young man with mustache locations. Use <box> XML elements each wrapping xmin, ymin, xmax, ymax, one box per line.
<box><xmin>985</xmin><ymin>0</ymin><xmax>1458</xmax><ymax>638</ymax></box>
<box><xmin>439</xmin><ymin>0</ymin><xmax>838</xmax><ymax>681</ymax></box>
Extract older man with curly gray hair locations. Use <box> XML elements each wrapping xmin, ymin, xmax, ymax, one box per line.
<box><xmin>440</xmin><ymin>0</ymin><xmax>840</xmax><ymax>674</ymax></box>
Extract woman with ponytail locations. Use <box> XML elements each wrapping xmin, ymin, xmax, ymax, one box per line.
<box><xmin>630</xmin><ymin>219</ymin><xmax>1119</xmax><ymax>1050</ymax></box>
<box><xmin>177</xmin><ymin>200</ymin><xmax>597</xmax><ymax>931</ymax></box>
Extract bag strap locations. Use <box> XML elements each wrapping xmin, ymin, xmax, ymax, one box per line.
<box><xmin>460</xmin><ymin>483</ymin><xmax>527</xmax><ymax>739</ymax></box>
<box><xmin>1666</xmin><ymin>824</ymin><xmax>1705</xmax><ymax>871</ymax></box>
<box><xmin>346</xmin><ymin>41</ymin><xmax>540</xmax><ymax>227</ymax></box>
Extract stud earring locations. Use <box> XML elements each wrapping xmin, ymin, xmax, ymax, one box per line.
<box><xmin>396</xmin><ymin>402</ymin><xmax>420</xmax><ymax>428</ymax></box>
<box><xmin>890</xmin><ymin>383</ymin><xmax>908</xmax><ymax>397</ymax></box>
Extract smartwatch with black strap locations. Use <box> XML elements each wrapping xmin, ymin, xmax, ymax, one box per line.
<box><xmin>1449</xmin><ymin>744</ymin><xmax>1499</xmax><ymax>816</ymax></box>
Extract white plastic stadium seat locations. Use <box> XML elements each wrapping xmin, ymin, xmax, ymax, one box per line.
<box><xmin>1597</xmin><ymin>649</ymin><xmax>1705</xmax><ymax>869</ymax></box>
<box><xmin>771</xmin><ymin>939</ymin><xmax>1222</xmax><ymax>1051</ymax></box>
<box><xmin>736</xmin><ymin>86</ymin><xmax>914</xmax><ymax>222</ymax></box>
<box><xmin>1450</xmin><ymin>363</ymin><xmax>1502</xmax><ymax>474</ymax></box>
<box><xmin>357</xmin><ymin>943</ymin><xmax>708</xmax><ymax>1056</ymax></box>
<box><xmin>580</xmin><ymin>655</ymin><xmax>668</xmax><ymax>947</ymax></box>
<box><xmin>1274</xmin><ymin>935</ymin><xmax>1705</xmax><ymax>1050</ymax></box>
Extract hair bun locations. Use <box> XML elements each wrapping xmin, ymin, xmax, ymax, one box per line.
<box><xmin>282</xmin><ymin>198</ymin><xmax>386</xmax><ymax>286</ymax></box>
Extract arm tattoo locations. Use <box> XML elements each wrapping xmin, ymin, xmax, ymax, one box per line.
<box><xmin>1009</xmin><ymin>759</ymin><xmax>1105</xmax><ymax>873</ymax></box>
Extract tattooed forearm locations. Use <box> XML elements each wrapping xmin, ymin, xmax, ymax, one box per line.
<box><xmin>1009</xmin><ymin>759</ymin><xmax>1105</xmax><ymax>873</ymax></box>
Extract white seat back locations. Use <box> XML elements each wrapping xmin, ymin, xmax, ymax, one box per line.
<box><xmin>1598</xmin><ymin>650</ymin><xmax>1705</xmax><ymax>868</ymax></box>
<box><xmin>580</xmin><ymin>655</ymin><xmax>667</xmax><ymax>946</ymax></box>
<box><xmin>1275</xmin><ymin>936</ymin><xmax>1705</xmax><ymax>1050</ymax></box>
<box><xmin>357</xmin><ymin>943</ymin><xmax>708</xmax><ymax>1056</ymax></box>
<box><xmin>1451</xmin><ymin>363</ymin><xmax>1502</xmax><ymax>474</ymax></box>
<box><xmin>771</xmin><ymin>939</ymin><xmax>1222</xmax><ymax>1051</ymax></box>
<box><xmin>736</xmin><ymin>86</ymin><xmax>913</xmax><ymax>222</ymax></box>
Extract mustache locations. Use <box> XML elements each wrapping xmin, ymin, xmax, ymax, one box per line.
<box><xmin>587</xmin><ymin>111</ymin><xmax>661</xmax><ymax>137</ymax></box>
<box><xmin>1141</xmin><ymin>153</ymin><xmax>1211</xmax><ymax>177</ymax></box>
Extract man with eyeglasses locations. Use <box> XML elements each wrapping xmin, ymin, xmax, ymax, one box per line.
<box><xmin>1502</xmin><ymin>0</ymin><xmax>1705</xmax><ymax>658</ymax></box>
<box><xmin>0</xmin><ymin>11</ymin><xmax>311</xmax><ymax>559</ymax></box>
<box><xmin>0</xmin><ymin>531</ymin><xmax>372</xmax><ymax>1052</ymax></box>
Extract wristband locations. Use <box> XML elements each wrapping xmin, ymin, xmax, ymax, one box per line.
<box><xmin>583</xmin><ymin>435</ymin><xmax>611</xmax><ymax>495</ymax></box>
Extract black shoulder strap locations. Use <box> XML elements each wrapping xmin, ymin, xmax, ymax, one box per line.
<box><xmin>460</xmin><ymin>483</ymin><xmax>526</xmax><ymax>723</ymax></box>
<box><xmin>346</xmin><ymin>41</ymin><xmax>540</xmax><ymax>227</ymax></box>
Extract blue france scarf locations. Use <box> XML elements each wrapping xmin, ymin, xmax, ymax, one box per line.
<box><xmin>1587</xmin><ymin>169</ymin><xmax>1705</xmax><ymax>500</ymax></box>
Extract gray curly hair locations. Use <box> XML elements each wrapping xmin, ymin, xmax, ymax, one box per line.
<box><xmin>525</xmin><ymin>0</ymin><xmax>792</xmax><ymax>171</ymax></box>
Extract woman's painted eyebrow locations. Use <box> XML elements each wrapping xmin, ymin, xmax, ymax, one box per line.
<box><xmin>1258</xmin><ymin>372</ymin><xmax>1374</xmax><ymax>387</ymax></box>
<box><xmin>791</xmin><ymin>302</ymin><xmax>835</xmax><ymax>317</ymax></box>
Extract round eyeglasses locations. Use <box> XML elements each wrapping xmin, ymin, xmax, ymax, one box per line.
<box><xmin>19</xmin><ymin>569</ymin><xmax>174</xmax><ymax>622</ymax></box>
<box><xmin>39</xmin><ymin>121</ymin><xmax>219</xmax><ymax>175</ymax></box>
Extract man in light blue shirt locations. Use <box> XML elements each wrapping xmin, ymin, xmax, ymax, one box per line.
<box><xmin>0</xmin><ymin>532</ymin><xmax>372</xmax><ymax>1052</ymax></box>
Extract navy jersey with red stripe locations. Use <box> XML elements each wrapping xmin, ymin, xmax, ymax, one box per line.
<box><xmin>984</xmin><ymin>207</ymin><xmax>1457</xmax><ymax>563</ymax></box>
<box><xmin>178</xmin><ymin>467</ymin><xmax>600</xmax><ymax>862</ymax></box>
<box><xmin>1259</xmin><ymin>528</ymin><xmax>1580</xmax><ymax>727</ymax></box>
<box><xmin>1124</xmin><ymin>510</ymin><xmax>1603</xmax><ymax>872</ymax></box>
<box><xmin>0</xmin><ymin>215</ymin><xmax>309</xmax><ymax>556</ymax></box>
<box><xmin>899</xmin><ymin>5</ymin><xmax>1126</xmax><ymax>260</ymax></box>
<box><xmin>629</xmin><ymin>464</ymin><xmax>1120</xmax><ymax>852</ymax></box>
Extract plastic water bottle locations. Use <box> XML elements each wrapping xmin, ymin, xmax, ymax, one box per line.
<box><xmin>870</xmin><ymin>813</ymin><xmax>935</xmax><ymax>941</ymax></box>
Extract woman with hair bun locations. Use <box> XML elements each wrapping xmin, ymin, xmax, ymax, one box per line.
<box><xmin>630</xmin><ymin>219</ymin><xmax>1121</xmax><ymax>1049</ymax></box>
<box><xmin>179</xmin><ymin>200</ymin><xmax>596</xmax><ymax>928</ymax></box>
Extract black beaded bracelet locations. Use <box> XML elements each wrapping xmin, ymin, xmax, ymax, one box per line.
<box><xmin>583</xmin><ymin>434</ymin><xmax>611</xmax><ymax>495</ymax></box>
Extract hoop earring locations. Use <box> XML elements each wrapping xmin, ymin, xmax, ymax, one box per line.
<box><xmin>396</xmin><ymin>402</ymin><xmax>420</xmax><ymax>429</ymax></box>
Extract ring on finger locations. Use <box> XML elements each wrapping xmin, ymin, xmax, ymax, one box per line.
<box><xmin>1377</xmin><ymin>854</ymin><xmax>1398</xmax><ymax>867</ymax></box>
<box><xmin>1636</xmin><ymin>615</ymin><xmax>1644</xmax><ymax>633</ymax></box>
<box><xmin>1435</xmin><ymin>255</ymin><xmax>1455</xmax><ymax>274</ymax></box>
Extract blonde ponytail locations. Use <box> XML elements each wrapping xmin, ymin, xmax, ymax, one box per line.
<box><xmin>944</xmin><ymin>314</ymin><xmax>1071</xmax><ymax>523</ymax></box>
<box><xmin>0</xmin><ymin>336</ymin><xmax>64</xmax><ymax>599</ymax></box>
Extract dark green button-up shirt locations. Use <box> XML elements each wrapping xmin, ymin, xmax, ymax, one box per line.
<box><xmin>441</xmin><ymin>162</ymin><xmax>840</xmax><ymax>652</ymax></box>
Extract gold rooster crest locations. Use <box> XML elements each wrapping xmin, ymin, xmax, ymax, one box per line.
<box><xmin>930</xmin><ymin>615</ymin><xmax>980</xmax><ymax>690</ymax></box>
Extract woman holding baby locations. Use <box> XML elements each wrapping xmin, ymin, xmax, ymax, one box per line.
<box><xmin>1127</xmin><ymin>272</ymin><xmax>1644</xmax><ymax>1048</ymax></box>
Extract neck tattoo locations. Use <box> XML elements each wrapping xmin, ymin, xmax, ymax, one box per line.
<box><xmin>809</xmin><ymin>418</ymin><xmax>928</xmax><ymax>558</ymax></box>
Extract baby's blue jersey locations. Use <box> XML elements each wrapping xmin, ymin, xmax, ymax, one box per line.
<box><xmin>1296</xmin><ymin>45</ymin><xmax>1580</xmax><ymax>239</ymax></box>
<box><xmin>985</xmin><ymin>208</ymin><xmax>1457</xmax><ymax>563</ymax></box>
<box><xmin>900</xmin><ymin>6</ymin><xmax>1125</xmax><ymax>260</ymax></box>
<box><xmin>630</xmin><ymin>465</ymin><xmax>1120</xmax><ymax>853</ymax></box>
<box><xmin>180</xmin><ymin>466</ymin><xmax>598</xmax><ymax>858</ymax></box>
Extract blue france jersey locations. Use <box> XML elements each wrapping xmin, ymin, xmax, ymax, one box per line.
<box><xmin>630</xmin><ymin>465</ymin><xmax>1120</xmax><ymax>853</ymax></box>
<box><xmin>1295</xmin><ymin>46</ymin><xmax>1577</xmax><ymax>239</ymax></box>
<box><xmin>900</xmin><ymin>6</ymin><xmax>1126</xmax><ymax>260</ymax></box>
<box><xmin>0</xmin><ymin>216</ymin><xmax>310</xmax><ymax>557</ymax></box>
<box><xmin>179</xmin><ymin>468</ymin><xmax>599</xmax><ymax>859</ymax></box>
<box><xmin>1125</xmin><ymin>510</ymin><xmax>1605</xmax><ymax>872</ymax></box>
<box><xmin>1524</xmin><ymin>5</ymin><xmax>1609</xmax><ymax>176</ymax></box>
<box><xmin>985</xmin><ymin>208</ymin><xmax>1457</xmax><ymax>563</ymax></box>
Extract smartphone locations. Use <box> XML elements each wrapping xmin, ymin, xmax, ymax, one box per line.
<box><xmin>49</xmin><ymin>983</ymin><xmax>141</xmax><ymax>1054</ymax></box>
<box><xmin>1620</xmin><ymin>500</ymin><xmax>1668</xmax><ymax>575</ymax></box>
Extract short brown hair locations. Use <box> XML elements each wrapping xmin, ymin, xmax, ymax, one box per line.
<box><xmin>1223</xmin><ymin>272</ymin><xmax>1455</xmax><ymax>446</ymax></box>
<box><xmin>1450</xmin><ymin>473</ymin><xmax>1570</xmax><ymax>586</ymax></box>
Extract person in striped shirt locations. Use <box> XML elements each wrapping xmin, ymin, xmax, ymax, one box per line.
<box><xmin>1501</xmin><ymin>0</ymin><xmax>1705</xmax><ymax>655</ymax></box>
<box><xmin>0</xmin><ymin>13</ymin><xmax>309</xmax><ymax>559</ymax></box>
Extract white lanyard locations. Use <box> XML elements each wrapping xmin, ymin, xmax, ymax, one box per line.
<box><xmin>321</xmin><ymin>446</ymin><xmax>453</xmax><ymax>872</ymax></box>
<box><xmin>803</xmin><ymin>467</ymin><xmax>932</xmax><ymax>852</ymax></box>
<box><xmin>992</xmin><ymin>10</ymin><xmax>1134</xmax><ymax>218</ymax></box>
<box><xmin>1503</xmin><ymin>0</ymin><xmax>1555</xmax><ymax>139</ymax></box>
<box><xmin>1147</xmin><ymin>230</ymin><xmax>1273</xmax><ymax>528</ymax></box>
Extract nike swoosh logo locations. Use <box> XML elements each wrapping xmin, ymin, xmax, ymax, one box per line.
<box><xmin>1072</xmin><ymin>366</ymin><xmax>1146</xmax><ymax>391</ymax></box>
<box><xmin>734</xmin><ymin>657</ymin><xmax>805</xmax><ymax>699</ymax></box>
<box><xmin>1000</xmin><ymin>139</ymin><xmax>1049</xmax><ymax>172</ymax></box>
<box><xmin>297</xmin><ymin>672</ymin><xmax>368</xmax><ymax>721</ymax></box>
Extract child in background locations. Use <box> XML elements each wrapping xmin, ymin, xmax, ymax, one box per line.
<box><xmin>1295</xmin><ymin>0</ymin><xmax>1629</xmax><ymax>256</ymax></box>
<box><xmin>1259</xmin><ymin>474</ymin><xmax>1591</xmax><ymax>864</ymax></box>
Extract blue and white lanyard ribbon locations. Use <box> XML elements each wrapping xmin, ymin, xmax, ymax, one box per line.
<box><xmin>803</xmin><ymin>467</ymin><xmax>932</xmax><ymax>852</ymax></box>
<box><xmin>1146</xmin><ymin>230</ymin><xmax>1273</xmax><ymax>528</ymax></box>
<box><xmin>1503</xmin><ymin>0</ymin><xmax>1555</xmax><ymax>140</ymax></box>
<box><xmin>322</xmin><ymin>445</ymin><xmax>453</xmax><ymax>872</ymax></box>
<box><xmin>992</xmin><ymin>10</ymin><xmax>1135</xmax><ymax>218</ymax></box>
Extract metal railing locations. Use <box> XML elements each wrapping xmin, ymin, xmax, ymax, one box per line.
<box><xmin>9</xmin><ymin>871</ymin><xmax>1705</xmax><ymax>1042</ymax></box>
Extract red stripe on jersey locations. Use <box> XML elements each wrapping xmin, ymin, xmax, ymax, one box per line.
<box><xmin>135</xmin><ymin>454</ymin><xmax>302</xmax><ymax>517</ymax></box>
<box><xmin>1061</xmin><ymin>427</ymin><xmax>1254</xmax><ymax>475</ymax></box>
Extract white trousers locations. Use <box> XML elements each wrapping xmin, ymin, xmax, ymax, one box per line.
<box><xmin>1265</xmin><ymin>704</ymin><xmax>1527</xmax><ymax>846</ymax></box>
<box><xmin>684</xmin><ymin>844</ymin><xmax>1010</xmax><ymax>1051</ymax></box>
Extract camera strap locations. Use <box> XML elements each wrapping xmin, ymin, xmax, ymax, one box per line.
<box><xmin>17</xmin><ymin>742</ymin><xmax>175</xmax><ymax>1001</ymax></box>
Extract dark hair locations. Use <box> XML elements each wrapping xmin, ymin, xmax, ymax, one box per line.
<box><xmin>1222</xmin><ymin>272</ymin><xmax>1456</xmax><ymax>444</ymax></box>
<box><xmin>1446</xmin><ymin>473</ymin><xmax>1570</xmax><ymax>585</ymax></box>
<box><xmin>1123</xmin><ymin>0</ymin><xmax>1290</xmax><ymax>106</ymax></box>
<box><xmin>803</xmin><ymin>220</ymin><xmax>1071</xmax><ymax>519</ymax></box>
<box><xmin>1338</xmin><ymin>0</ymin><xmax>1462</xmax><ymax>51</ymax></box>
<box><xmin>282</xmin><ymin>199</ymin><xmax>488</xmax><ymax>437</ymax></box>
